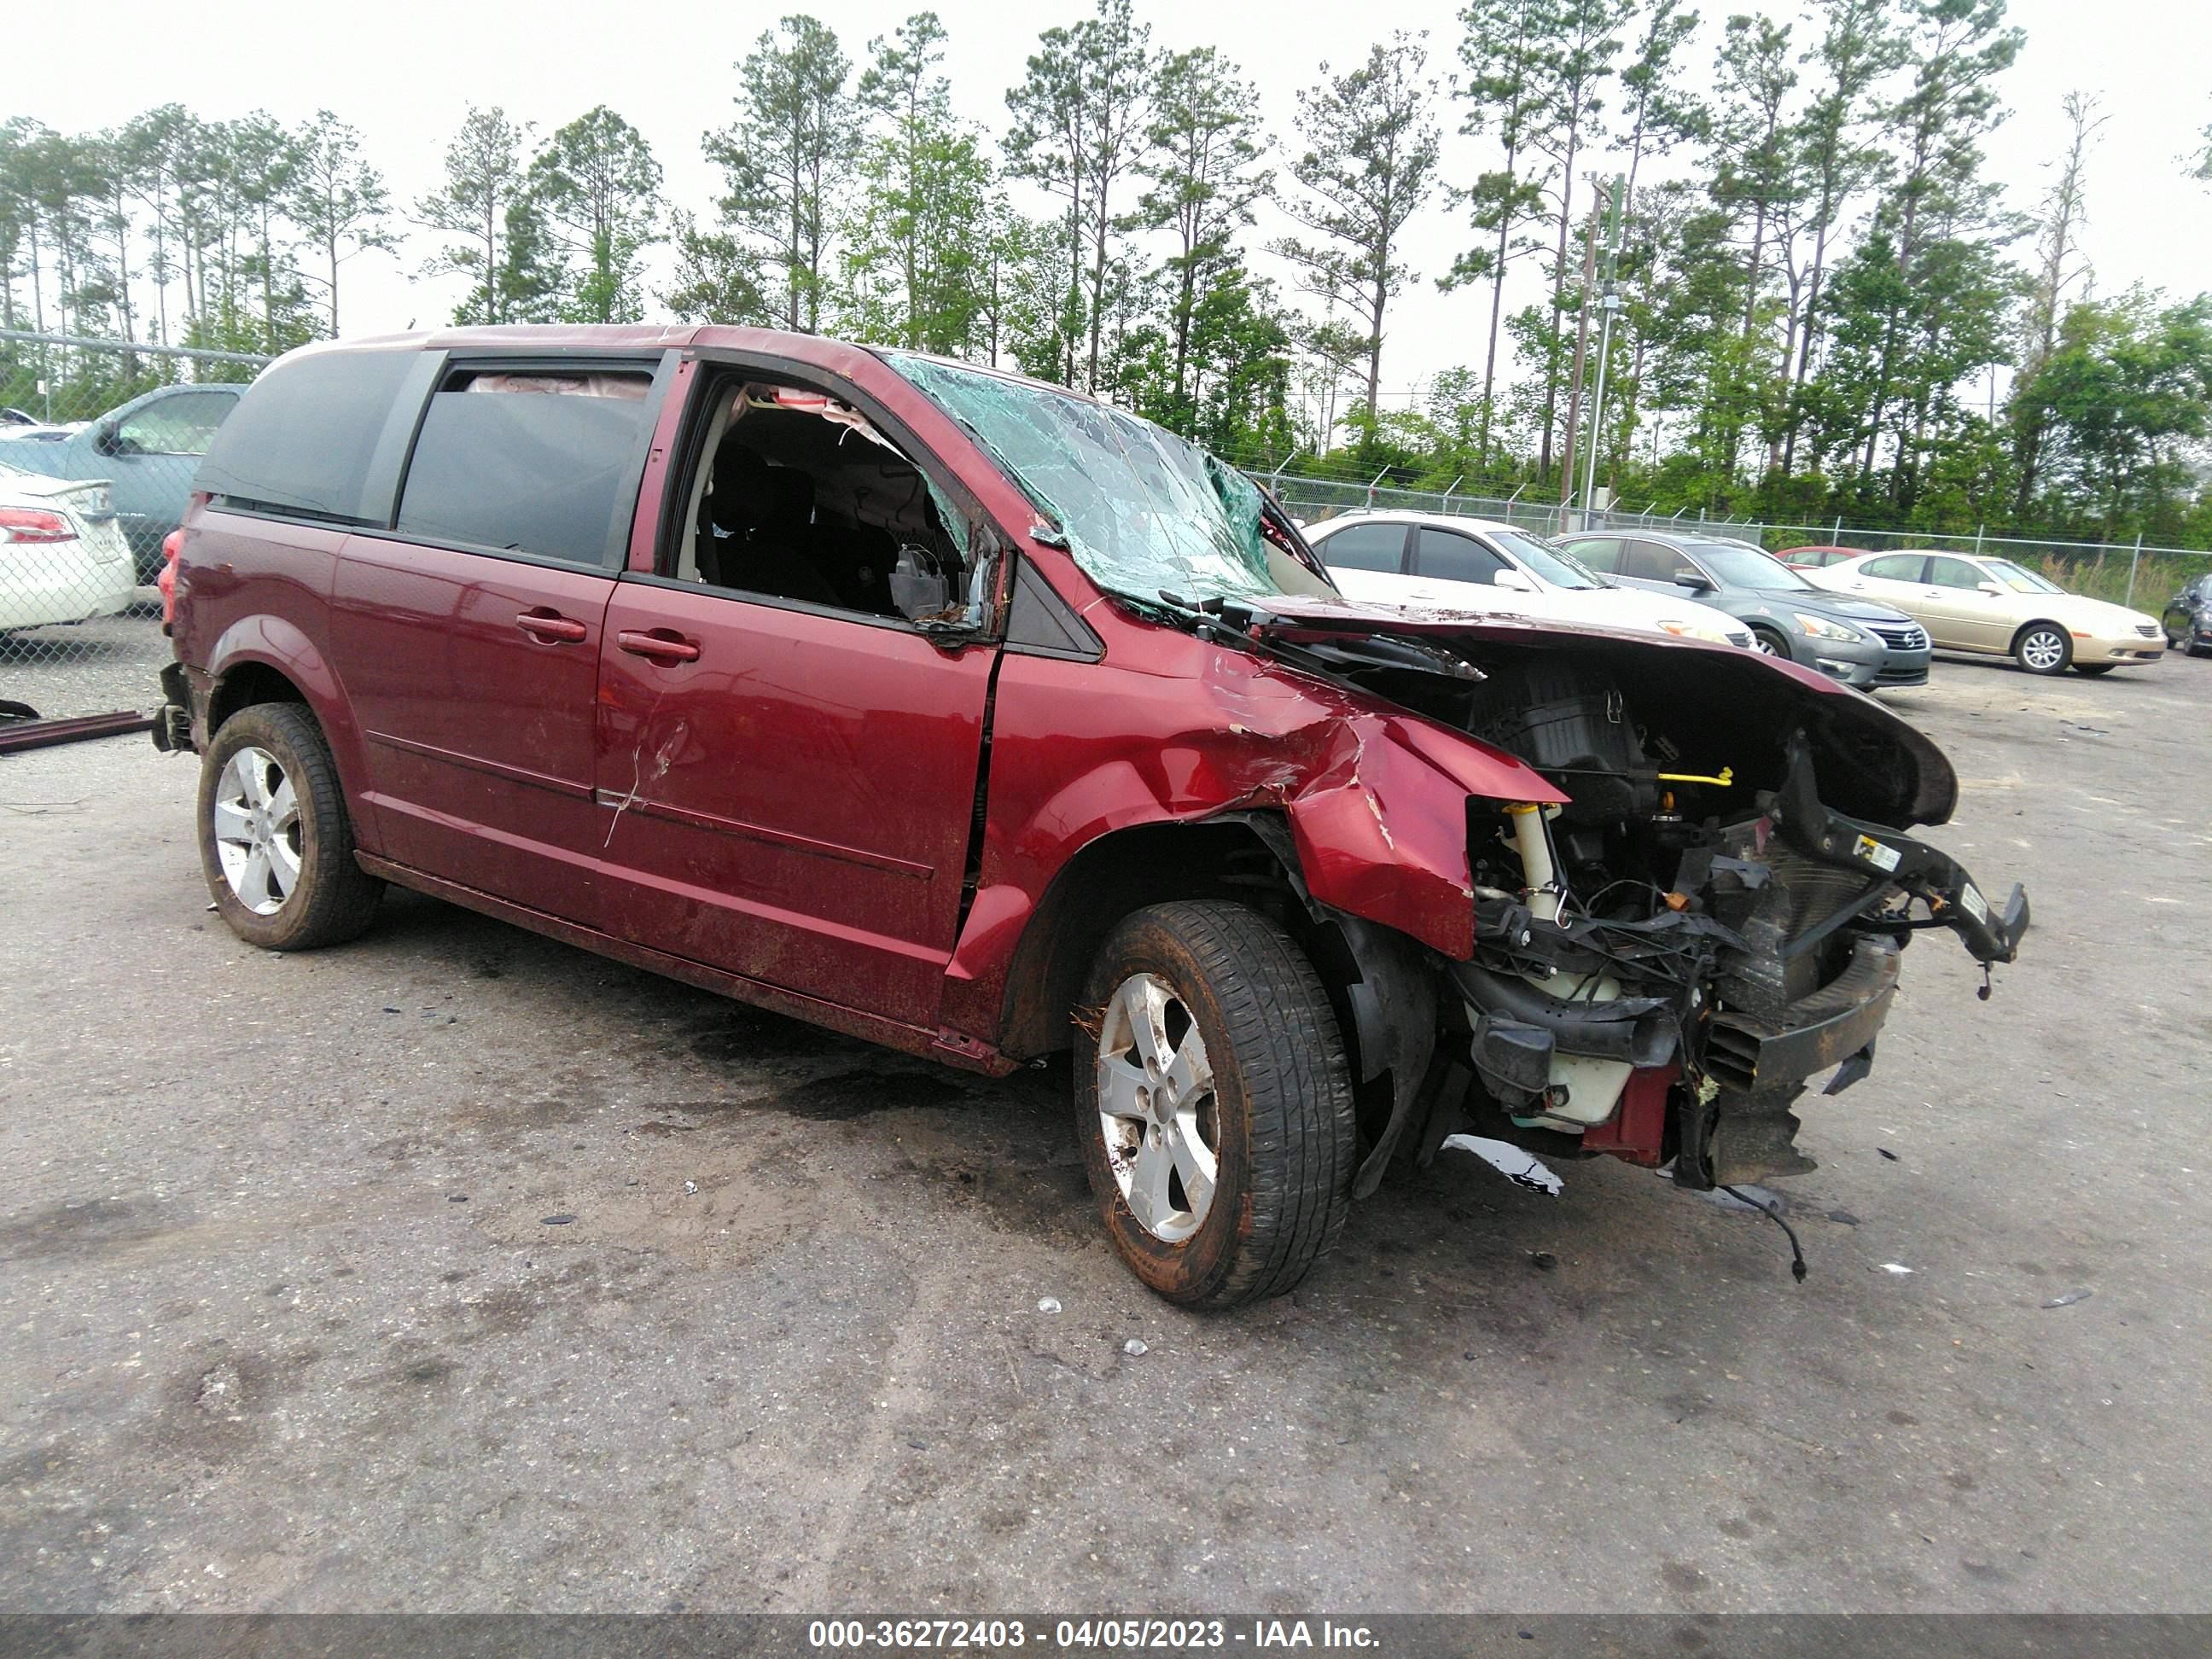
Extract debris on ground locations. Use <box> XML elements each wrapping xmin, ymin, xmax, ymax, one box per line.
<box><xmin>1878</xmin><ymin>1263</ymin><xmax>1917</xmax><ymax>1275</ymax></box>
<box><xmin>1440</xmin><ymin>1133</ymin><xmax>1564</xmax><ymax>1196</ymax></box>
<box><xmin>1036</xmin><ymin>1296</ymin><xmax>1062</xmax><ymax>1314</ymax></box>
<box><xmin>2042</xmin><ymin>1288</ymin><xmax>2093</xmax><ymax>1309</ymax></box>
<box><xmin>1528</xmin><ymin>1252</ymin><xmax>1557</xmax><ymax>1272</ymax></box>
<box><xmin>540</xmin><ymin>1214</ymin><xmax>575</xmax><ymax>1226</ymax></box>
<box><xmin>683</xmin><ymin>1180</ymin><xmax>699</xmax><ymax>1196</ymax></box>
<box><xmin>1121</xmin><ymin>1338</ymin><xmax>1148</xmax><ymax>1356</ymax></box>
<box><xmin>1877</xmin><ymin>1148</ymin><xmax>1901</xmax><ymax>1161</ymax></box>
<box><xmin>1827</xmin><ymin>1209</ymin><xmax>1861</xmax><ymax>1226</ymax></box>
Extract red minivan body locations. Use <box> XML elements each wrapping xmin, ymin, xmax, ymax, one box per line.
<box><xmin>159</xmin><ymin>325</ymin><xmax>2025</xmax><ymax>1306</ymax></box>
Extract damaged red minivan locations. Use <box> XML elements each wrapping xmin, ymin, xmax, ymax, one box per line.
<box><xmin>156</xmin><ymin>326</ymin><xmax>2029</xmax><ymax>1307</ymax></box>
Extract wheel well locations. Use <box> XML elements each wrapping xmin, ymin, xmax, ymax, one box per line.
<box><xmin>997</xmin><ymin>818</ymin><xmax>1304</xmax><ymax>1061</ymax></box>
<box><xmin>207</xmin><ymin>662</ymin><xmax>308</xmax><ymax>732</ymax></box>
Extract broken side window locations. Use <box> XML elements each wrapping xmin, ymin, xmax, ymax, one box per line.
<box><xmin>676</xmin><ymin>376</ymin><xmax>975</xmax><ymax>624</ymax></box>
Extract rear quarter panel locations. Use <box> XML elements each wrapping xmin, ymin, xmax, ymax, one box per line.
<box><xmin>172</xmin><ymin>508</ymin><xmax>380</xmax><ymax>851</ymax></box>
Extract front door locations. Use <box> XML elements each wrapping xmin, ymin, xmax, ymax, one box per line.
<box><xmin>103</xmin><ymin>387</ymin><xmax>239</xmax><ymax>570</ymax></box>
<box><xmin>592</xmin><ymin>582</ymin><xmax>994</xmax><ymax>1031</ymax></box>
<box><xmin>1918</xmin><ymin>556</ymin><xmax>2013</xmax><ymax>652</ymax></box>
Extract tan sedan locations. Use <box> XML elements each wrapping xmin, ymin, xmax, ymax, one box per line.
<box><xmin>1807</xmin><ymin>550</ymin><xmax>2165</xmax><ymax>677</ymax></box>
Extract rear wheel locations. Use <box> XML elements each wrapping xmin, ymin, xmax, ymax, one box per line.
<box><xmin>198</xmin><ymin>703</ymin><xmax>381</xmax><ymax>951</ymax></box>
<box><xmin>1075</xmin><ymin>901</ymin><xmax>1356</xmax><ymax>1308</ymax></box>
<box><xmin>2013</xmin><ymin>622</ymin><xmax>2071</xmax><ymax>676</ymax></box>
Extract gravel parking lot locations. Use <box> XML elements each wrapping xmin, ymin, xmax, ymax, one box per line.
<box><xmin>3</xmin><ymin>653</ymin><xmax>2208</xmax><ymax>1615</ymax></box>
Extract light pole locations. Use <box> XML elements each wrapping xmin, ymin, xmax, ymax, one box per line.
<box><xmin>1580</xmin><ymin>291</ymin><xmax>1621</xmax><ymax>532</ymax></box>
<box><xmin>1578</xmin><ymin>177</ymin><xmax>1627</xmax><ymax>533</ymax></box>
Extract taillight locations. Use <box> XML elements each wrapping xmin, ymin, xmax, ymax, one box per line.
<box><xmin>160</xmin><ymin>527</ymin><xmax>184</xmax><ymax>626</ymax></box>
<box><xmin>0</xmin><ymin>507</ymin><xmax>76</xmax><ymax>544</ymax></box>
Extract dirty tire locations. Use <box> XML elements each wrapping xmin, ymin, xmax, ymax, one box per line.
<box><xmin>2012</xmin><ymin>621</ymin><xmax>2071</xmax><ymax>675</ymax></box>
<box><xmin>1075</xmin><ymin>900</ymin><xmax>1357</xmax><ymax>1309</ymax></box>
<box><xmin>198</xmin><ymin>702</ymin><xmax>381</xmax><ymax>951</ymax></box>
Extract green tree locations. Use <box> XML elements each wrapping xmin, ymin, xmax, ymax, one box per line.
<box><xmin>975</xmin><ymin>201</ymin><xmax>1074</xmax><ymax>377</ymax></box>
<box><xmin>1854</xmin><ymin>0</ymin><xmax>2025</xmax><ymax>499</ymax></box>
<box><xmin>1778</xmin><ymin>0</ymin><xmax>1902</xmax><ymax>471</ymax></box>
<box><xmin>528</xmin><ymin>107</ymin><xmax>663</xmax><ymax>323</ymax></box>
<box><xmin>2017</xmin><ymin>292</ymin><xmax>2212</xmax><ymax>539</ymax></box>
<box><xmin>1442</xmin><ymin>0</ymin><xmax>1553</xmax><ymax>466</ymax></box>
<box><xmin>1004</xmin><ymin>0</ymin><xmax>1157</xmax><ymax>392</ymax></box>
<box><xmin>1272</xmin><ymin>34</ymin><xmax>1441</xmax><ymax>431</ymax></box>
<box><xmin>285</xmin><ymin>111</ymin><xmax>396</xmax><ymax>335</ymax></box>
<box><xmin>1707</xmin><ymin>13</ymin><xmax>1798</xmax><ymax>478</ymax></box>
<box><xmin>2009</xmin><ymin>91</ymin><xmax>2104</xmax><ymax>518</ymax></box>
<box><xmin>1523</xmin><ymin>0</ymin><xmax>1633</xmax><ymax>480</ymax></box>
<box><xmin>661</xmin><ymin>209</ymin><xmax>771</xmax><ymax>324</ymax></box>
<box><xmin>1136</xmin><ymin>44</ymin><xmax>1271</xmax><ymax>434</ymax></box>
<box><xmin>707</xmin><ymin>15</ymin><xmax>856</xmax><ymax>333</ymax></box>
<box><xmin>416</xmin><ymin>106</ymin><xmax>533</xmax><ymax>326</ymax></box>
<box><xmin>844</xmin><ymin>13</ymin><xmax>992</xmax><ymax>352</ymax></box>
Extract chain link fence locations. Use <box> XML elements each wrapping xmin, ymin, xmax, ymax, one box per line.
<box><xmin>1275</xmin><ymin>477</ymin><xmax>2212</xmax><ymax>612</ymax></box>
<box><xmin>1</xmin><ymin>330</ymin><xmax>266</xmax><ymax>728</ymax></box>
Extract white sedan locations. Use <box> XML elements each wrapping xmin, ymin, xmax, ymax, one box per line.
<box><xmin>0</xmin><ymin>458</ymin><xmax>137</xmax><ymax>632</ymax></box>
<box><xmin>1302</xmin><ymin>511</ymin><xmax>1755</xmax><ymax>648</ymax></box>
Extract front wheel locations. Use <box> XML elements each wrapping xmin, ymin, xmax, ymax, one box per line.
<box><xmin>2014</xmin><ymin>623</ymin><xmax>2072</xmax><ymax>676</ymax></box>
<box><xmin>198</xmin><ymin>702</ymin><xmax>382</xmax><ymax>951</ymax></box>
<box><xmin>1075</xmin><ymin>901</ymin><xmax>1357</xmax><ymax>1308</ymax></box>
<box><xmin>1749</xmin><ymin>626</ymin><xmax>1790</xmax><ymax>659</ymax></box>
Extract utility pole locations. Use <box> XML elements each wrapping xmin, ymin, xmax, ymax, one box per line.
<box><xmin>1557</xmin><ymin>207</ymin><xmax>1602</xmax><ymax>529</ymax></box>
<box><xmin>1579</xmin><ymin>177</ymin><xmax>1627</xmax><ymax>533</ymax></box>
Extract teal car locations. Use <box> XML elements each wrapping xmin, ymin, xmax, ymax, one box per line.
<box><xmin>3</xmin><ymin>383</ymin><xmax>242</xmax><ymax>579</ymax></box>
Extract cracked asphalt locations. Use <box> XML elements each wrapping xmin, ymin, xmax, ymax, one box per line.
<box><xmin>2</xmin><ymin>650</ymin><xmax>2208</xmax><ymax>1614</ymax></box>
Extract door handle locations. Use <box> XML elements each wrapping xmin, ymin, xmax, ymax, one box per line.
<box><xmin>617</xmin><ymin>628</ymin><xmax>701</xmax><ymax>664</ymax></box>
<box><xmin>515</xmin><ymin>609</ymin><xmax>587</xmax><ymax>643</ymax></box>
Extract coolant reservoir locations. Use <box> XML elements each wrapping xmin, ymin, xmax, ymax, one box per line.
<box><xmin>1499</xmin><ymin>800</ymin><xmax>1633</xmax><ymax>1131</ymax></box>
<box><xmin>1473</xmin><ymin>971</ymin><xmax>1635</xmax><ymax>1132</ymax></box>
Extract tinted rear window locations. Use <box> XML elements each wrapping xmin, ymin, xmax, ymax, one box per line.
<box><xmin>395</xmin><ymin>369</ymin><xmax>654</xmax><ymax>568</ymax></box>
<box><xmin>1315</xmin><ymin>521</ymin><xmax>1406</xmax><ymax>573</ymax></box>
<box><xmin>197</xmin><ymin>348</ymin><xmax>421</xmax><ymax>522</ymax></box>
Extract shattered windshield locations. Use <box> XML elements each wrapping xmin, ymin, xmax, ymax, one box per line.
<box><xmin>885</xmin><ymin>353</ymin><xmax>1331</xmax><ymax>607</ymax></box>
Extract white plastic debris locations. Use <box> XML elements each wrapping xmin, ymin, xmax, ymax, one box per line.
<box><xmin>1122</xmin><ymin>1338</ymin><xmax>1149</xmax><ymax>1357</ymax></box>
<box><xmin>683</xmin><ymin>1180</ymin><xmax>699</xmax><ymax>1196</ymax></box>
<box><xmin>1879</xmin><ymin>1262</ymin><xmax>1917</xmax><ymax>1275</ymax></box>
<box><xmin>1440</xmin><ymin>1133</ymin><xmax>1564</xmax><ymax>1196</ymax></box>
<box><xmin>1036</xmin><ymin>1296</ymin><xmax>1062</xmax><ymax>1314</ymax></box>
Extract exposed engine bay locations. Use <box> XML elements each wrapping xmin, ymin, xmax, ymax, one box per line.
<box><xmin>1225</xmin><ymin>601</ymin><xmax>2030</xmax><ymax>1194</ymax></box>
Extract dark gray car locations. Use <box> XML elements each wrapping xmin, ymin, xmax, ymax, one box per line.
<box><xmin>2</xmin><ymin>382</ymin><xmax>242</xmax><ymax>579</ymax></box>
<box><xmin>1559</xmin><ymin>532</ymin><xmax>1930</xmax><ymax>690</ymax></box>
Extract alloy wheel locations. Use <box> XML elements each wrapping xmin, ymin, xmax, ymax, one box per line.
<box><xmin>1095</xmin><ymin>972</ymin><xmax>1221</xmax><ymax>1243</ymax></box>
<box><xmin>212</xmin><ymin>745</ymin><xmax>301</xmax><ymax>916</ymax></box>
<box><xmin>2020</xmin><ymin>629</ymin><xmax>2067</xmax><ymax>672</ymax></box>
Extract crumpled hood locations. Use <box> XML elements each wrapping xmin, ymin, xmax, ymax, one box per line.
<box><xmin>1231</xmin><ymin>592</ymin><xmax>1961</xmax><ymax>829</ymax></box>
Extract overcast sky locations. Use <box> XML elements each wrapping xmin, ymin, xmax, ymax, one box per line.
<box><xmin>24</xmin><ymin>0</ymin><xmax>2212</xmax><ymax>405</ymax></box>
